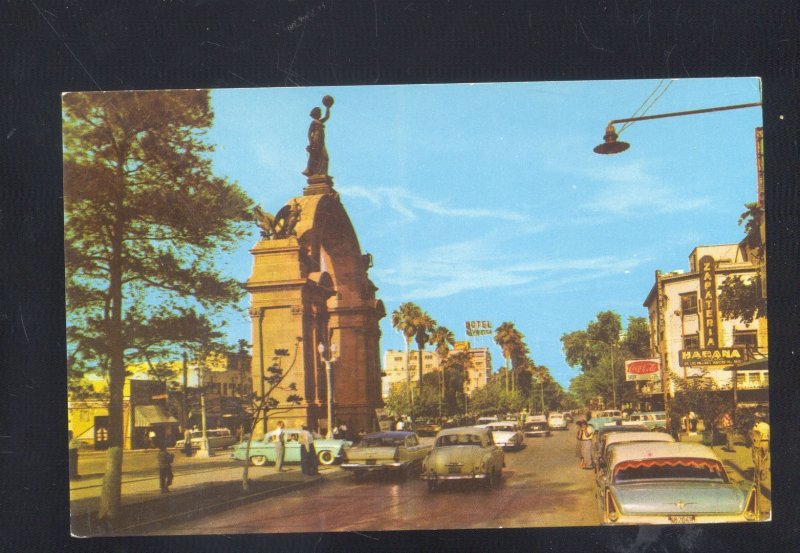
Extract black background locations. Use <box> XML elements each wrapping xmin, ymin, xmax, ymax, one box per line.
<box><xmin>1</xmin><ymin>1</ymin><xmax>798</xmax><ymax>551</ymax></box>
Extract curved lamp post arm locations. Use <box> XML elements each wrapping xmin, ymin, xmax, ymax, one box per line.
<box><xmin>595</xmin><ymin>101</ymin><xmax>762</xmax><ymax>154</ymax></box>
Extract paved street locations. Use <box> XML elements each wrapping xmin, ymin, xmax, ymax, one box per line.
<box><xmin>151</xmin><ymin>427</ymin><xmax>600</xmax><ymax>534</ymax></box>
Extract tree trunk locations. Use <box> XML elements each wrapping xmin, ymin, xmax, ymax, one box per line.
<box><xmin>98</xmin><ymin>152</ymin><xmax>127</xmax><ymax>522</ymax></box>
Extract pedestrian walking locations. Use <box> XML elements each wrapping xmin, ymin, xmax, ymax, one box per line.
<box><xmin>157</xmin><ymin>441</ymin><xmax>174</xmax><ymax>493</ymax></box>
<box><xmin>576</xmin><ymin>420</ymin><xmax>595</xmax><ymax>469</ymax></box>
<box><xmin>274</xmin><ymin>420</ymin><xmax>286</xmax><ymax>472</ymax></box>
<box><xmin>183</xmin><ymin>427</ymin><xmax>193</xmax><ymax>457</ymax></box>
<box><xmin>68</xmin><ymin>430</ymin><xmax>80</xmax><ymax>479</ymax></box>
<box><xmin>688</xmin><ymin>411</ymin><xmax>699</xmax><ymax>433</ymax></box>
<box><xmin>299</xmin><ymin>425</ymin><xmax>318</xmax><ymax>476</ymax></box>
<box><xmin>720</xmin><ymin>412</ymin><xmax>734</xmax><ymax>451</ymax></box>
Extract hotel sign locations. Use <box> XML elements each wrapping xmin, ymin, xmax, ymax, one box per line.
<box><xmin>625</xmin><ymin>358</ymin><xmax>660</xmax><ymax>381</ymax></box>
<box><xmin>465</xmin><ymin>320</ymin><xmax>493</xmax><ymax>336</ymax></box>
<box><xmin>678</xmin><ymin>347</ymin><xmax>744</xmax><ymax>367</ymax></box>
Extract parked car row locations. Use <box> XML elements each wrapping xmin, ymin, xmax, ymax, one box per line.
<box><xmin>590</xmin><ymin>422</ymin><xmax>759</xmax><ymax>524</ymax></box>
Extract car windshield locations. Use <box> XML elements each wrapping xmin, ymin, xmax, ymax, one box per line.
<box><xmin>613</xmin><ymin>458</ymin><xmax>728</xmax><ymax>483</ymax></box>
<box><xmin>360</xmin><ymin>436</ymin><xmax>405</xmax><ymax>447</ymax></box>
<box><xmin>436</xmin><ymin>434</ymin><xmax>483</xmax><ymax>447</ymax></box>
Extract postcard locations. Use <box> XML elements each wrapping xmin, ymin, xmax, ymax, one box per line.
<box><xmin>65</xmin><ymin>79</ymin><xmax>768</xmax><ymax>535</ymax></box>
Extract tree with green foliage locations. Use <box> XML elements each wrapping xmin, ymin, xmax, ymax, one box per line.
<box><xmin>412</xmin><ymin>310</ymin><xmax>437</xmax><ymax>385</ymax></box>
<box><xmin>390</xmin><ymin>302</ymin><xmax>422</xmax><ymax>405</ymax></box>
<box><xmin>63</xmin><ymin>90</ymin><xmax>254</xmax><ymax>522</ymax></box>
<box><xmin>719</xmin><ymin>202</ymin><xmax>767</xmax><ymax>324</ymax></box>
<box><xmin>563</xmin><ymin>312</ymin><xmax>647</xmax><ymax>409</ymax></box>
<box><xmin>494</xmin><ymin>322</ymin><xmax>524</xmax><ymax>392</ymax></box>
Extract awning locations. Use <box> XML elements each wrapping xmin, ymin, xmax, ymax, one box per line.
<box><xmin>722</xmin><ymin>357</ymin><xmax>768</xmax><ymax>371</ymax></box>
<box><xmin>134</xmin><ymin>405</ymin><xmax>179</xmax><ymax>427</ymax></box>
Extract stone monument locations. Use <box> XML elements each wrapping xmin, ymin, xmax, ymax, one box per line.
<box><xmin>246</xmin><ymin>96</ymin><xmax>385</xmax><ymax>438</ymax></box>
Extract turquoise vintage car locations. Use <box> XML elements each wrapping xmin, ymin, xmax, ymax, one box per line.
<box><xmin>596</xmin><ymin>442</ymin><xmax>758</xmax><ymax>524</ymax></box>
<box><xmin>231</xmin><ymin>429</ymin><xmax>352</xmax><ymax>466</ymax></box>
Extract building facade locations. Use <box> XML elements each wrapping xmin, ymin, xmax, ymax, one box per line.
<box><xmin>382</xmin><ymin>343</ymin><xmax>492</xmax><ymax>397</ymax></box>
<box><xmin>642</xmin><ymin>244</ymin><xmax>768</xmax><ymax>405</ymax></box>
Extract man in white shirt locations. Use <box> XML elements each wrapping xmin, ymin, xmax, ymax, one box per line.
<box><xmin>274</xmin><ymin>420</ymin><xmax>286</xmax><ymax>472</ymax></box>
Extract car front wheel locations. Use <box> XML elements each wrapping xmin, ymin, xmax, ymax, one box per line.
<box><xmin>318</xmin><ymin>449</ymin><xmax>335</xmax><ymax>465</ymax></box>
<box><xmin>250</xmin><ymin>455</ymin><xmax>267</xmax><ymax>466</ymax></box>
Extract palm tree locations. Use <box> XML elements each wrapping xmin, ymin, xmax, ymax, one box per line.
<box><xmin>429</xmin><ymin>325</ymin><xmax>456</xmax><ymax>417</ymax></box>
<box><xmin>412</xmin><ymin>311</ymin><xmax>437</xmax><ymax>386</ymax></box>
<box><xmin>494</xmin><ymin>322</ymin><xmax>523</xmax><ymax>393</ymax></box>
<box><xmin>391</xmin><ymin>302</ymin><xmax>422</xmax><ymax>405</ymax></box>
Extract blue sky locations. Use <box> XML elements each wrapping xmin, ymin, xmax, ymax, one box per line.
<box><xmin>204</xmin><ymin>78</ymin><xmax>762</xmax><ymax>388</ymax></box>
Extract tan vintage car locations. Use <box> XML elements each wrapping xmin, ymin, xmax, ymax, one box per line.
<box><xmin>420</xmin><ymin>426</ymin><xmax>505</xmax><ymax>492</ymax></box>
<box><xmin>341</xmin><ymin>431</ymin><xmax>431</xmax><ymax>480</ymax></box>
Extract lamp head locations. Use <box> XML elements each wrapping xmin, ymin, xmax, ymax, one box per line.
<box><xmin>317</xmin><ymin>342</ymin><xmax>325</xmax><ymax>355</ymax></box>
<box><xmin>593</xmin><ymin>124</ymin><xmax>630</xmax><ymax>155</ymax></box>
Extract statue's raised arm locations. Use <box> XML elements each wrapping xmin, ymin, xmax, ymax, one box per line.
<box><xmin>302</xmin><ymin>95</ymin><xmax>334</xmax><ymax>177</ymax></box>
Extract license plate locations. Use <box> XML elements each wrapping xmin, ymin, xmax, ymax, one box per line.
<box><xmin>448</xmin><ymin>466</ymin><xmax>460</xmax><ymax>474</ymax></box>
<box><xmin>366</xmin><ymin>459</ymin><xmax>376</xmax><ymax>465</ymax></box>
<box><xmin>668</xmin><ymin>515</ymin><xmax>695</xmax><ymax>523</ymax></box>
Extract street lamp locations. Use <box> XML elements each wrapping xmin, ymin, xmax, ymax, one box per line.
<box><xmin>318</xmin><ymin>342</ymin><xmax>338</xmax><ymax>439</ymax></box>
<box><xmin>593</xmin><ymin>102</ymin><xmax>761</xmax><ymax>155</ymax></box>
<box><xmin>584</xmin><ymin>337</ymin><xmax>621</xmax><ymax>411</ymax></box>
<box><xmin>532</xmin><ymin>375</ymin><xmax>545</xmax><ymax>414</ymax></box>
<box><xmin>195</xmin><ymin>361</ymin><xmax>215</xmax><ymax>458</ymax></box>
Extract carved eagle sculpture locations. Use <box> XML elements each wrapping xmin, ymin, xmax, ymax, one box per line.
<box><xmin>253</xmin><ymin>206</ymin><xmax>276</xmax><ymax>239</ymax></box>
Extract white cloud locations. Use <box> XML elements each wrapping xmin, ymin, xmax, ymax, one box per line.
<box><xmin>374</xmin><ymin>239</ymin><xmax>649</xmax><ymax>301</ymax></box>
<box><xmin>337</xmin><ymin>184</ymin><xmax>531</xmax><ymax>223</ymax></box>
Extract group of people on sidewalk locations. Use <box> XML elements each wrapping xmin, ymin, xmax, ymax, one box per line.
<box><xmin>273</xmin><ymin>420</ymin><xmax>320</xmax><ymax>476</ymax></box>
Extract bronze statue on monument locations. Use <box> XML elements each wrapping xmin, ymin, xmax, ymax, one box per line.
<box><xmin>302</xmin><ymin>95</ymin><xmax>334</xmax><ymax>177</ymax></box>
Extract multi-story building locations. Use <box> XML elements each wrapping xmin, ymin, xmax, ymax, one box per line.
<box><xmin>381</xmin><ymin>343</ymin><xmax>492</xmax><ymax>397</ymax></box>
<box><xmin>382</xmin><ymin>349</ymin><xmax>441</xmax><ymax>396</ymax></box>
<box><xmin>642</xmin><ymin>244</ymin><xmax>768</xmax><ymax>406</ymax></box>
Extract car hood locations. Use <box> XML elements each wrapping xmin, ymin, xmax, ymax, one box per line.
<box><xmin>611</xmin><ymin>481</ymin><xmax>750</xmax><ymax>514</ymax></box>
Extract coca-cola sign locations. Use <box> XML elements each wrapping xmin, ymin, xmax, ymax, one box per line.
<box><xmin>625</xmin><ymin>359</ymin><xmax>660</xmax><ymax>381</ymax></box>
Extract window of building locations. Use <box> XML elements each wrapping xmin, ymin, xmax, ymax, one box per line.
<box><xmin>762</xmin><ymin>372</ymin><xmax>769</xmax><ymax>386</ymax></box>
<box><xmin>748</xmin><ymin>372</ymin><xmax>761</xmax><ymax>383</ymax></box>
<box><xmin>736</xmin><ymin>373</ymin><xmax>746</xmax><ymax>386</ymax></box>
<box><xmin>424</xmin><ymin>363</ymin><xmax>432</xmax><ymax>369</ymax></box>
<box><xmin>394</xmin><ymin>356</ymin><xmax>403</xmax><ymax>362</ymax></box>
<box><xmin>409</xmin><ymin>364</ymin><xmax>416</xmax><ymax>370</ymax></box>
<box><xmin>424</xmin><ymin>354</ymin><xmax>433</xmax><ymax>360</ymax></box>
<box><xmin>682</xmin><ymin>333</ymin><xmax>700</xmax><ymax>349</ymax></box>
<box><xmin>733</xmin><ymin>330</ymin><xmax>758</xmax><ymax>350</ymax></box>
<box><xmin>680</xmin><ymin>293</ymin><xmax>698</xmax><ymax>315</ymax></box>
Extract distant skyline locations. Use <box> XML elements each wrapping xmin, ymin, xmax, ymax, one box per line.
<box><xmin>204</xmin><ymin>79</ymin><xmax>762</xmax><ymax>387</ymax></box>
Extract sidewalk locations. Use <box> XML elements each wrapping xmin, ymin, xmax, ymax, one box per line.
<box><xmin>70</xmin><ymin>449</ymin><xmax>348</xmax><ymax>536</ymax></box>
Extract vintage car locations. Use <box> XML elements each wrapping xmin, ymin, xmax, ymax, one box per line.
<box><xmin>420</xmin><ymin>426</ymin><xmax>505</xmax><ymax>491</ymax></box>
<box><xmin>477</xmin><ymin>421</ymin><xmax>524</xmax><ymax>450</ymax></box>
<box><xmin>622</xmin><ymin>411</ymin><xmax>668</xmax><ymax>431</ymax></box>
<box><xmin>414</xmin><ymin>419</ymin><xmax>443</xmax><ymax>437</ymax></box>
<box><xmin>524</xmin><ymin>415</ymin><xmax>550</xmax><ymax>437</ymax></box>
<box><xmin>588</xmin><ymin>410</ymin><xmax>623</xmax><ymax>430</ymax></box>
<box><xmin>591</xmin><ymin>424</ymin><xmax>650</xmax><ymax>465</ymax></box>
<box><xmin>176</xmin><ymin>428</ymin><xmax>237</xmax><ymax>450</ymax></box>
<box><xmin>231</xmin><ymin>429</ymin><xmax>351</xmax><ymax>466</ymax></box>
<box><xmin>340</xmin><ymin>431</ymin><xmax>431</xmax><ymax>479</ymax></box>
<box><xmin>594</xmin><ymin>431</ymin><xmax>675</xmax><ymax>475</ymax></box>
<box><xmin>596</xmin><ymin>442</ymin><xmax>758</xmax><ymax>524</ymax></box>
<box><xmin>547</xmin><ymin>412</ymin><xmax>568</xmax><ymax>430</ymax></box>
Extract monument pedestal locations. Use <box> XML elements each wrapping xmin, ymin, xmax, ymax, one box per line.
<box><xmin>303</xmin><ymin>175</ymin><xmax>334</xmax><ymax>196</ymax></box>
<box><xmin>247</xmin><ymin>192</ymin><xmax>385</xmax><ymax>436</ymax></box>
